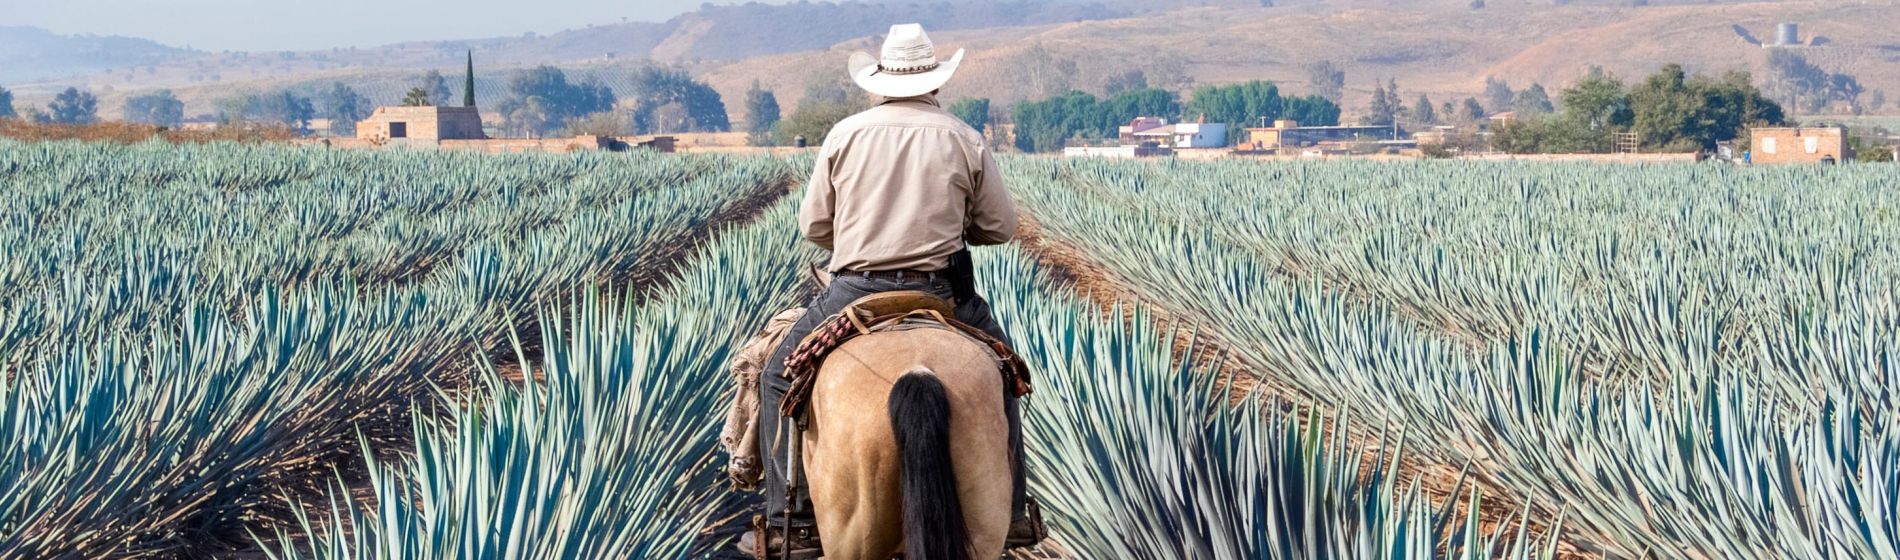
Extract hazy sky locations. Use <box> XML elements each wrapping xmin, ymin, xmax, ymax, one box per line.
<box><xmin>1</xmin><ymin>0</ymin><xmax>792</xmax><ymax>52</ymax></box>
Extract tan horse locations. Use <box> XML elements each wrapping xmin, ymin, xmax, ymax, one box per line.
<box><xmin>800</xmin><ymin>327</ymin><xmax>1013</xmax><ymax>560</ymax></box>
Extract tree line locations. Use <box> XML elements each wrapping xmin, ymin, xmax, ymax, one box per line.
<box><xmin>1490</xmin><ymin>64</ymin><xmax>1785</xmax><ymax>153</ymax></box>
<box><xmin>0</xmin><ymin>64</ymin><xmax>732</xmax><ymax>139</ymax></box>
<box><xmin>1007</xmin><ymin>82</ymin><xmax>1342</xmax><ymax>153</ymax></box>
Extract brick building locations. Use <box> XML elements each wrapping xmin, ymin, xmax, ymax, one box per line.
<box><xmin>356</xmin><ymin>106</ymin><xmax>488</xmax><ymax>141</ymax></box>
<box><xmin>1750</xmin><ymin>126</ymin><xmax>1851</xmax><ymax>164</ymax></box>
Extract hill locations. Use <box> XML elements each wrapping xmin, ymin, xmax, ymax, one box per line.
<box><xmin>0</xmin><ymin>26</ymin><xmax>193</xmax><ymax>84</ymax></box>
<box><xmin>10</xmin><ymin>0</ymin><xmax>1895</xmax><ymax>125</ymax></box>
<box><xmin>701</xmin><ymin>0</ymin><xmax>1900</xmax><ymax>124</ymax></box>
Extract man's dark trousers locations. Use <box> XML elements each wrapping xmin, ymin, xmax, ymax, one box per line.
<box><xmin>757</xmin><ymin>273</ymin><xmax>1026</xmax><ymax>522</ymax></box>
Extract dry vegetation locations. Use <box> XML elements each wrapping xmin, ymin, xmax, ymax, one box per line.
<box><xmin>0</xmin><ymin>119</ymin><xmax>297</xmax><ymax>143</ymax></box>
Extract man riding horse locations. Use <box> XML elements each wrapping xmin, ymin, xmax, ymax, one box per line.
<box><xmin>739</xmin><ymin>23</ymin><xmax>1045</xmax><ymax>559</ymax></box>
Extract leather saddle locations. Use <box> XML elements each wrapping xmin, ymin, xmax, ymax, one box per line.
<box><xmin>845</xmin><ymin>290</ymin><xmax>954</xmax><ymax>321</ymax></box>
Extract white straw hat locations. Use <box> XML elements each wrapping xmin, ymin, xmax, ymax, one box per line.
<box><xmin>848</xmin><ymin>24</ymin><xmax>965</xmax><ymax>98</ymax></box>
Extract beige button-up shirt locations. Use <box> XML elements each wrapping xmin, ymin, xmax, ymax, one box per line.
<box><xmin>799</xmin><ymin>95</ymin><xmax>1018</xmax><ymax>272</ymax></box>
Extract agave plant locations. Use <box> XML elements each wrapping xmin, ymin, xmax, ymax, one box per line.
<box><xmin>0</xmin><ymin>139</ymin><xmax>799</xmax><ymax>557</ymax></box>
<box><xmin>266</xmin><ymin>201</ymin><xmax>816</xmax><ymax>559</ymax></box>
<box><xmin>977</xmin><ymin>246</ymin><xmax>1562</xmax><ymax>559</ymax></box>
<box><xmin>1004</xmin><ymin>157</ymin><xmax>1900</xmax><ymax>556</ymax></box>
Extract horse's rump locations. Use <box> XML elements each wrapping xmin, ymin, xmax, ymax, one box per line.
<box><xmin>804</xmin><ymin>329</ymin><xmax>1013</xmax><ymax>559</ymax></box>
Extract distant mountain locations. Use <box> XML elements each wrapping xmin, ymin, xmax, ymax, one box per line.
<box><xmin>19</xmin><ymin>0</ymin><xmax>1897</xmax><ymax>125</ymax></box>
<box><xmin>400</xmin><ymin>0</ymin><xmax>1140</xmax><ymax>65</ymax></box>
<box><xmin>0</xmin><ymin>26</ymin><xmax>192</xmax><ymax>84</ymax></box>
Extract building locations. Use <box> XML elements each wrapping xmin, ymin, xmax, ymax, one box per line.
<box><xmin>1118</xmin><ymin>117</ymin><xmax>1170</xmax><ymax>143</ymax></box>
<box><xmin>1112</xmin><ymin>117</ymin><xmax>1227</xmax><ymax>149</ymax></box>
<box><xmin>1242</xmin><ymin>120</ymin><xmax>1399</xmax><ymax>152</ymax></box>
<box><xmin>1132</xmin><ymin>122</ymin><xmax>1228</xmax><ymax>149</ymax></box>
<box><xmin>1750</xmin><ymin>126</ymin><xmax>1851</xmax><ymax>164</ymax></box>
<box><xmin>356</xmin><ymin>106</ymin><xmax>489</xmax><ymax>142</ymax></box>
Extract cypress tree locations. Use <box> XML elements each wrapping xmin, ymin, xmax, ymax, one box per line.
<box><xmin>464</xmin><ymin>51</ymin><xmax>476</xmax><ymax>107</ymax></box>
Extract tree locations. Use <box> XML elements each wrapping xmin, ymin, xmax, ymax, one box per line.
<box><xmin>322</xmin><ymin>82</ymin><xmax>371</xmax><ymax>136</ymax></box>
<box><xmin>422</xmin><ymin>70</ymin><xmax>453</xmax><ymax>107</ymax></box>
<box><xmin>1625</xmin><ymin>64</ymin><xmax>1781</xmax><ymax>151</ymax></box>
<box><xmin>123</xmin><ymin>90</ymin><xmax>184</xmax><ymax>127</ymax></box>
<box><xmin>0</xmin><ymin>86</ymin><xmax>14</xmax><ymax>119</ymax></box>
<box><xmin>1412</xmin><ymin>94</ymin><xmax>1436</xmax><ymax>125</ymax></box>
<box><xmin>464</xmin><ymin>51</ymin><xmax>477</xmax><ymax>107</ymax></box>
<box><xmin>46</xmin><ymin>87</ymin><xmax>99</xmax><ymax>125</ymax></box>
<box><xmin>1364</xmin><ymin>80</ymin><xmax>1398</xmax><ymax>126</ymax></box>
<box><xmin>1762</xmin><ymin>50</ymin><xmax>1862</xmax><ymax>113</ymax></box>
<box><xmin>1872</xmin><ymin>90</ymin><xmax>1888</xmax><ymax>112</ymax></box>
<box><xmin>1188</xmin><ymin>81</ymin><xmax>1286</xmax><ymax>130</ymax></box>
<box><xmin>1103</xmin><ymin>70</ymin><xmax>1148</xmax><ymax>95</ymax></box>
<box><xmin>947</xmin><ymin>97</ymin><xmax>991</xmax><ymax>134</ymax></box>
<box><xmin>1513</xmin><ymin>83</ymin><xmax>1555</xmax><ymax>116</ymax></box>
<box><xmin>1828</xmin><ymin>73</ymin><xmax>1864</xmax><ymax>113</ymax></box>
<box><xmin>1101</xmin><ymin>88</ymin><xmax>1179</xmax><ymax>130</ymax></box>
<box><xmin>1461</xmin><ymin>98</ymin><xmax>1486</xmax><ymax>122</ymax></box>
<box><xmin>1019</xmin><ymin>44</ymin><xmax>1078</xmax><ymax>99</ymax></box>
<box><xmin>1306</xmin><ymin>61</ymin><xmax>1345</xmax><ymax>102</ymax></box>
<box><xmin>744</xmin><ymin>80</ymin><xmax>781</xmax><ymax>145</ymax></box>
<box><xmin>1281</xmin><ymin>95</ymin><xmax>1342</xmax><ymax>128</ymax></box>
<box><xmin>772</xmin><ymin>90</ymin><xmax>867</xmax><ymax>148</ymax></box>
<box><xmin>799</xmin><ymin>69</ymin><xmax>858</xmax><ymax>108</ymax></box>
<box><xmin>252</xmin><ymin>91</ymin><xmax>317</xmax><ymax>132</ymax></box>
<box><xmin>1012</xmin><ymin>91</ymin><xmax>1099</xmax><ymax>153</ymax></box>
<box><xmin>402</xmin><ymin>88</ymin><xmax>432</xmax><ymax>107</ymax></box>
<box><xmin>1459</xmin><ymin>98</ymin><xmax>1489</xmax><ymax>123</ymax></box>
<box><xmin>1483</xmin><ymin>77</ymin><xmax>1515</xmax><ymax>114</ymax></box>
<box><xmin>1560</xmin><ymin>70</ymin><xmax>1632</xmax><ymax>131</ymax></box>
<box><xmin>495</xmin><ymin>66</ymin><xmax>619</xmax><ymax>137</ymax></box>
<box><xmin>1440</xmin><ymin>100</ymin><xmax>1456</xmax><ymax>122</ymax></box>
<box><xmin>623</xmin><ymin>66</ymin><xmax>728</xmax><ymax>134</ymax></box>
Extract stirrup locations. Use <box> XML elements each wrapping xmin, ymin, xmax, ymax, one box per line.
<box><xmin>1004</xmin><ymin>498</ymin><xmax>1050</xmax><ymax>549</ymax></box>
<box><xmin>742</xmin><ymin>514</ymin><xmax>823</xmax><ymax>560</ymax></box>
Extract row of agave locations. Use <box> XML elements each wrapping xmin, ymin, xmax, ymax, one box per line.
<box><xmin>263</xmin><ymin>192</ymin><xmax>1564</xmax><ymax>559</ymax></box>
<box><xmin>1004</xmin><ymin>157</ymin><xmax>1900</xmax><ymax>558</ymax></box>
<box><xmin>0</xmin><ymin>140</ymin><xmax>774</xmax><ymax>356</ymax></box>
<box><xmin>980</xmin><ymin>247</ymin><xmax>1565</xmax><ymax>559</ymax></box>
<box><xmin>0</xmin><ymin>140</ymin><xmax>798</xmax><ymax>557</ymax></box>
<box><xmin>265</xmin><ymin>201</ymin><xmax>820</xmax><ymax>558</ymax></box>
<box><xmin>1034</xmin><ymin>159</ymin><xmax>1900</xmax><ymax>415</ymax></box>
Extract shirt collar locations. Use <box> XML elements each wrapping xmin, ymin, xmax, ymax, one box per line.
<box><xmin>882</xmin><ymin>93</ymin><xmax>942</xmax><ymax>108</ymax></box>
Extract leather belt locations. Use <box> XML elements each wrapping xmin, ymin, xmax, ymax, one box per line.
<box><xmin>842</xmin><ymin>269</ymin><xmax>942</xmax><ymax>283</ymax></box>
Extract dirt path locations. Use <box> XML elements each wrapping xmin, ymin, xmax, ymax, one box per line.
<box><xmin>1013</xmin><ymin>213</ymin><xmax>1595</xmax><ymax>558</ymax></box>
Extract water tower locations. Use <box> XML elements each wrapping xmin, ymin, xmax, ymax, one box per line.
<box><xmin>1776</xmin><ymin>23</ymin><xmax>1800</xmax><ymax>46</ymax></box>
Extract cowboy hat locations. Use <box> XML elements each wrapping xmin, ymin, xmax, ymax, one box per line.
<box><xmin>848</xmin><ymin>24</ymin><xmax>965</xmax><ymax>98</ymax></box>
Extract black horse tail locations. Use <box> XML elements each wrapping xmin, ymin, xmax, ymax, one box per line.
<box><xmin>888</xmin><ymin>370</ymin><xmax>973</xmax><ymax>560</ymax></box>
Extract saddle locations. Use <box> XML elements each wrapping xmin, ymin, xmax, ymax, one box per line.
<box><xmin>778</xmin><ymin>291</ymin><xmax>1032</xmax><ymax>419</ymax></box>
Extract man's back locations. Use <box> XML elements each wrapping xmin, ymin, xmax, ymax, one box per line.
<box><xmin>799</xmin><ymin>95</ymin><xmax>1017</xmax><ymax>273</ymax></box>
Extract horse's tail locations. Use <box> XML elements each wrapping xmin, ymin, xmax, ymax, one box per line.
<box><xmin>888</xmin><ymin>370</ymin><xmax>973</xmax><ymax>560</ymax></box>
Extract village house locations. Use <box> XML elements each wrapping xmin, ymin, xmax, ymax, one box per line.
<box><xmin>1749</xmin><ymin>126</ymin><xmax>1852</xmax><ymax>164</ymax></box>
<box><xmin>1066</xmin><ymin>117</ymin><xmax>1228</xmax><ymax>158</ymax></box>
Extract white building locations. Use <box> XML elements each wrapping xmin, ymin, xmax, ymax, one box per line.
<box><xmin>1131</xmin><ymin>122</ymin><xmax>1227</xmax><ymax>148</ymax></box>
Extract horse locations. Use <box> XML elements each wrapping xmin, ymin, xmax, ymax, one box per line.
<box><xmin>799</xmin><ymin>327</ymin><xmax>1013</xmax><ymax>560</ymax></box>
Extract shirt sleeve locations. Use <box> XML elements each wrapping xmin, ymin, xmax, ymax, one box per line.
<box><xmin>799</xmin><ymin>147</ymin><xmax>836</xmax><ymax>250</ymax></box>
<box><xmin>964</xmin><ymin>143</ymin><xmax>1018</xmax><ymax>246</ymax></box>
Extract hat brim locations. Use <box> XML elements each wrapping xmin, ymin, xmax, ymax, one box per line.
<box><xmin>849</xmin><ymin>48</ymin><xmax>964</xmax><ymax>98</ymax></box>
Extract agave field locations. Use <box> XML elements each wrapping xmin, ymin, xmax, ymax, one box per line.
<box><xmin>2</xmin><ymin>138</ymin><xmax>1891</xmax><ymax>559</ymax></box>
<box><xmin>1006</xmin><ymin>158</ymin><xmax>1900</xmax><ymax>558</ymax></box>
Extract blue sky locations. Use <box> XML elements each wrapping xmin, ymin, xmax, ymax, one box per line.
<box><xmin>0</xmin><ymin>0</ymin><xmax>793</xmax><ymax>52</ymax></box>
